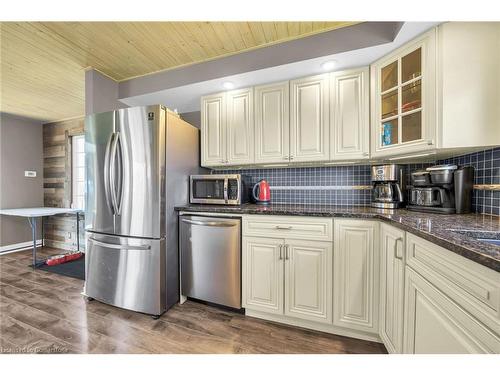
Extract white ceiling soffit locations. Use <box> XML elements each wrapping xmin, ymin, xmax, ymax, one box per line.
<box><xmin>120</xmin><ymin>22</ymin><xmax>440</xmax><ymax>113</ymax></box>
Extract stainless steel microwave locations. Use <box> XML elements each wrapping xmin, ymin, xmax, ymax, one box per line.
<box><xmin>190</xmin><ymin>174</ymin><xmax>250</xmax><ymax>205</ymax></box>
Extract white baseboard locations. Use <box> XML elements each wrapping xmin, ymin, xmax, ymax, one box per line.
<box><xmin>0</xmin><ymin>240</ymin><xmax>42</xmax><ymax>254</ymax></box>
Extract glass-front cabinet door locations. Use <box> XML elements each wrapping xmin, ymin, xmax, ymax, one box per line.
<box><xmin>371</xmin><ymin>28</ymin><xmax>437</xmax><ymax>158</ymax></box>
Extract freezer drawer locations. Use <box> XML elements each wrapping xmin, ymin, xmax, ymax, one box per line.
<box><xmin>180</xmin><ymin>215</ymin><xmax>241</xmax><ymax>309</ymax></box>
<box><xmin>84</xmin><ymin>233</ymin><xmax>166</xmax><ymax>315</ymax></box>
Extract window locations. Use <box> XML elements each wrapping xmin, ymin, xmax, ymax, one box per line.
<box><xmin>72</xmin><ymin>135</ymin><xmax>85</xmax><ymax>210</ymax></box>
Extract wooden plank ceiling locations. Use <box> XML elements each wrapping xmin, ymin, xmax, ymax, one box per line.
<box><xmin>0</xmin><ymin>22</ymin><xmax>356</xmax><ymax>122</ymax></box>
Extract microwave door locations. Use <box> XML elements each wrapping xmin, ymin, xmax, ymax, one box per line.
<box><xmin>191</xmin><ymin>178</ymin><xmax>226</xmax><ymax>204</ymax></box>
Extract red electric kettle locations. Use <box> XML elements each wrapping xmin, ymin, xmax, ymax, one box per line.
<box><xmin>252</xmin><ymin>179</ymin><xmax>271</xmax><ymax>205</ymax></box>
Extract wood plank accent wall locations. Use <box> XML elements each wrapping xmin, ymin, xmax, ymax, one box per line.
<box><xmin>43</xmin><ymin>117</ymin><xmax>85</xmax><ymax>251</ymax></box>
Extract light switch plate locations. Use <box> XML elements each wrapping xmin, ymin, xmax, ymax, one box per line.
<box><xmin>24</xmin><ymin>170</ymin><xmax>37</xmax><ymax>177</ymax></box>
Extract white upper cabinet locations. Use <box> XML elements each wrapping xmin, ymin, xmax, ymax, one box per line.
<box><xmin>371</xmin><ymin>22</ymin><xmax>500</xmax><ymax>159</ymax></box>
<box><xmin>254</xmin><ymin>81</ymin><xmax>290</xmax><ymax>164</ymax></box>
<box><xmin>333</xmin><ymin>219</ymin><xmax>379</xmax><ymax>334</ymax></box>
<box><xmin>201</xmin><ymin>93</ymin><xmax>226</xmax><ymax>166</ymax></box>
<box><xmin>330</xmin><ymin>67</ymin><xmax>370</xmax><ymax>160</ymax></box>
<box><xmin>370</xmin><ymin>29</ymin><xmax>437</xmax><ymax>158</ymax></box>
<box><xmin>290</xmin><ymin>74</ymin><xmax>330</xmax><ymax>162</ymax></box>
<box><xmin>226</xmin><ymin>88</ymin><xmax>254</xmax><ymax>165</ymax></box>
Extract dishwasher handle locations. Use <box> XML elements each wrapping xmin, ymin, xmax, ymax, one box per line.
<box><xmin>181</xmin><ymin>218</ymin><xmax>238</xmax><ymax>227</ymax></box>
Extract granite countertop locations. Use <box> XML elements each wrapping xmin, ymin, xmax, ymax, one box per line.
<box><xmin>175</xmin><ymin>204</ymin><xmax>500</xmax><ymax>272</ymax></box>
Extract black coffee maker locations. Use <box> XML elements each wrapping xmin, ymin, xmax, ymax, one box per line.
<box><xmin>407</xmin><ymin>165</ymin><xmax>474</xmax><ymax>214</ymax></box>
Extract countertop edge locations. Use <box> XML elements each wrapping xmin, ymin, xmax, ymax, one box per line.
<box><xmin>174</xmin><ymin>205</ymin><xmax>500</xmax><ymax>272</ymax></box>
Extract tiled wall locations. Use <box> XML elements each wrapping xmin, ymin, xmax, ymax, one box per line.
<box><xmin>215</xmin><ymin>147</ymin><xmax>500</xmax><ymax>216</ymax></box>
<box><xmin>438</xmin><ymin>147</ymin><xmax>500</xmax><ymax>216</ymax></box>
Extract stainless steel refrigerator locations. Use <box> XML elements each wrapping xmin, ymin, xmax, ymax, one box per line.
<box><xmin>83</xmin><ymin>105</ymin><xmax>200</xmax><ymax>317</ymax></box>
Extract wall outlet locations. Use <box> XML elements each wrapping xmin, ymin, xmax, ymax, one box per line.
<box><xmin>24</xmin><ymin>170</ymin><xmax>37</xmax><ymax>177</ymax></box>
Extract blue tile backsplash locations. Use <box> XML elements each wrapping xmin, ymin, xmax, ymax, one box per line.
<box><xmin>215</xmin><ymin>147</ymin><xmax>500</xmax><ymax>216</ymax></box>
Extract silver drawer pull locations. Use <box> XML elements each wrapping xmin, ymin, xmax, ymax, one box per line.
<box><xmin>181</xmin><ymin>218</ymin><xmax>237</xmax><ymax>227</ymax></box>
<box><xmin>275</xmin><ymin>225</ymin><xmax>292</xmax><ymax>230</ymax></box>
<box><xmin>88</xmin><ymin>238</ymin><xmax>151</xmax><ymax>250</ymax></box>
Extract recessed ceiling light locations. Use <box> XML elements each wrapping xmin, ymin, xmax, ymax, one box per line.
<box><xmin>222</xmin><ymin>81</ymin><xmax>234</xmax><ymax>90</ymax></box>
<box><xmin>321</xmin><ymin>60</ymin><xmax>337</xmax><ymax>71</ymax></box>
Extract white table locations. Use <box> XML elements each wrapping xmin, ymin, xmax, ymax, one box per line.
<box><xmin>0</xmin><ymin>207</ymin><xmax>83</xmax><ymax>267</ymax></box>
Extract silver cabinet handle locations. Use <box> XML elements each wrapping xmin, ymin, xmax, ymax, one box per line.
<box><xmin>427</xmin><ymin>139</ymin><xmax>434</xmax><ymax>146</ymax></box>
<box><xmin>88</xmin><ymin>237</ymin><xmax>151</xmax><ymax>250</ymax></box>
<box><xmin>363</xmin><ymin>152</ymin><xmax>369</xmax><ymax>157</ymax></box>
<box><xmin>394</xmin><ymin>237</ymin><xmax>403</xmax><ymax>260</ymax></box>
<box><xmin>285</xmin><ymin>244</ymin><xmax>290</xmax><ymax>260</ymax></box>
<box><xmin>289</xmin><ymin>155</ymin><xmax>294</xmax><ymax>160</ymax></box>
<box><xmin>275</xmin><ymin>225</ymin><xmax>292</xmax><ymax>230</ymax></box>
<box><xmin>181</xmin><ymin>218</ymin><xmax>237</xmax><ymax>227</ymax></box>
<box><xmin>278</xmin><ymin>244</ymin><xmax>283</xmax><ymax>260</ymax></box>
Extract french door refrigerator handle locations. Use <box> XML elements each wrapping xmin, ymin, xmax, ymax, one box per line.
<box><xmin>88</xmin><ymin>237</ymin><xmax>151</xmax><ymax>250</ymax></box>
<box><xmin>109</xmin><ymin>132</ymin><xmax>120</xmax><ymax>215</ymax></box>
<box><xmin>103</xmin><ymin>132</ymin><xmax>116</xmax><ymax>215</ymax></box>
<box><xmin>113</xmin><ymin>132</ymin><xmax>124</xmax><ymax>215</ymax></box>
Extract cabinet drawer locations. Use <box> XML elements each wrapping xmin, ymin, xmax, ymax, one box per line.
<box><xmin>406</xmin><ymin>233</ymin><xmax>500</xmax><ymax>335</ymax></box>
<box><xmin>243</xmin><ymin>215</ymin><xmax>333</xmax><ymax>241</ymax></box>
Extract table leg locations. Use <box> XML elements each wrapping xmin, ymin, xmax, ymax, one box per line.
<box><xmin>41</xmin><ymin>216</ymin><xmax>44</xmax><ymax>247</ymax></box>
<box><xmin>28</xmin><ymin>217</ymin><xmax>37</xmax><ymax>268</ymax></box>
<box><xmin>76</xmin><ymin>212</ymin><xmax>80</xmax><ymax>252</ymax></box>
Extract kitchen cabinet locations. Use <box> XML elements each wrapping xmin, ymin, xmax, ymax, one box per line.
<box><xmin>201</xmin><ymin>93</ymin><xmax>226</xmax><ymax>166</ymax></box>
<box><xmin>371</xmin><ymin>22</ymin><xmax>500</xmax><ymax>159</ymax></box>
<box><xmin>285</xmin><ymin>239</ymin><xmax>332</xmax><ymax>323</ymax></box>
<box><xmin>403</xmin><ymin>267</ymin><xmax>500</xmax><ymax>353</ymax></box>
<box><xmin>330</xmin><ymin>67</ymin><xmax>370</xmax><ymax>160</ymax></box>
<box><xmin>333</xmin><ymin>219</ymin><xmax>379</xmax><ymax>334</ymax></box>
<box><xmin>379</xmin><ymin>223</ymin><xmax>406</xmax><ymax>354</ymax></box>
<box><xmin>201</xmin><ymin>88</ymin><xmax>254</xmax><ymax>167</ymax></box>
<box><xmin>242</xmin><ymin>216</ymin><xmax>333</xmax><ymax>324</ymax></box>
<box><xmin>290</xmin><ymin>74</ymin><xmax>330</xmax><ymax>162</ymax></box>
<box><xmin>254</xmin><ymin>81</ymin><xmax>290</xmax><ymax>164</ymax></box>
<box><xmin>226</xmin><ymin>88</ymin><xmax>254</xmax><ymax>165</ymax></box>
<box><xmin>242</xmin><ymin>236</ymin><xmax>284</xmax><ymax>315</ymax></box>
<box><xmin>370</xmin><ymin>29</ymin><xmax>436</xmax><ymax>158</ymax></box>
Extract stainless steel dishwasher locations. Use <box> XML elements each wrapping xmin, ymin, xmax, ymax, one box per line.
<box><xmin>179</xmin><ymin>215</ymin><xmax>241</xmax><ymax>309</ymax></box>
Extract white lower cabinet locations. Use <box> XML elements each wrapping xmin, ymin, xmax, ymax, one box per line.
<box><xmin>285</xmin><ymin>239</ymin><xmax>332</xmax><ymax>323</ymax></box>
<box><xmin>333</xmin><ymin>219</ymin><xmax>379</xmax><ymax>334</ymax></box>
<box><xmin>240</xmin><ymin>215</ymin><xmax>500</xmax><ymax>353</ymax></box>
<box><xmin>403</xmin><ymin>268</ymin><xmax>500</xmax><ymax>353</ymax></box>
<box><xmin>242</xmin><ymin>235</ymin><xmax>332</xmax><ymax>324</ymax></box>
<box><xmin>379</xmin><ymin>223</ymin><xmax>406</xmax><ymax>353</ymax></box>
<box><xmin>242</xmin><ymin>236</ymin><xmax>284</xmax><ymax>315</ymax></box>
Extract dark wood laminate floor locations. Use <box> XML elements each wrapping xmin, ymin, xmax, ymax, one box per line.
<box><xmin>0</xmin><ymin>247</ymin><xmax>387</xmax><ymax>354</ymax></box>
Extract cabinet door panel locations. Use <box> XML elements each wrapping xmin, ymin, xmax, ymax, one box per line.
<box><xmin>379</xmin><ymin>223</ymin><xmax>405</xmax><ymax>353</ymax></box>
<box><xmin>370</xmin><ymin>28</ymin><xmax>437</xmax><ymax>158</ymax></box>
<box><xmin>290</xmin><ymin>74</ymin><xmax>329</xmax><ymax>162</ymax></box>
<box><xmin>331</xmin><ymin>68</ymin><xmax>369</xmax><ymax>160</ymax></box>
<box><xmin>201</xmin><ymin>93</ymin><xmax>226</xmax><ymax>166</ymax></box>
<box><xmin>227</xmin><ymin>88</ymin><xmax>254</xmax><ymax>165</ymax></box>
<box><xmin>403</xmin><ymin>268</ymin><xmax>500</xmax><ymax>354</ymax></box>
<box><xmin>285</xmin><ymin>239</ymin><xmax>332</xmax><ymax>323</ymax></box>
<box><xmin>334</xmin><ymin>220</ymin><xmax>379</xmax><ymax>333</ymax></box>
<box><xmin>242</xmin><ymin>236</ymin><xmax>284</xmax><ymax>315</ymax></box>
<box><xmin>255</xmin><ymin>82</ymin><xmax>289</xmax><ymax>163</ymax></box>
